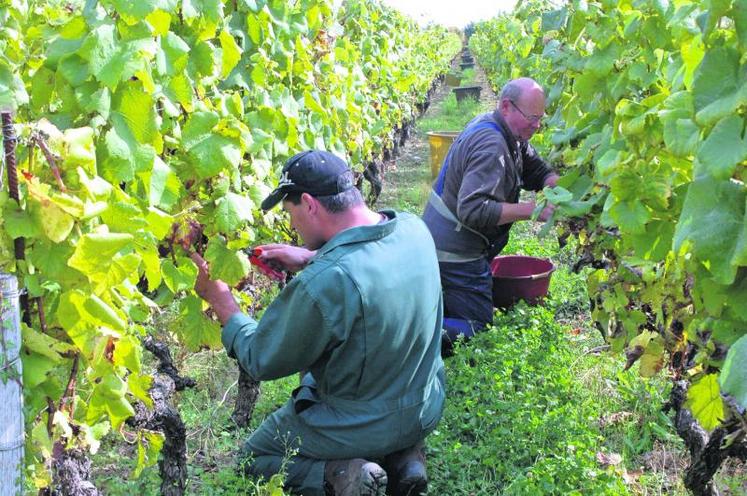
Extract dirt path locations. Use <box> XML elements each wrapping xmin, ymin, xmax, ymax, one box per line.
<box><xmin>375</xmin><ymin>56</ymin><xmax>498</xmax><ymax>213</ymax></box>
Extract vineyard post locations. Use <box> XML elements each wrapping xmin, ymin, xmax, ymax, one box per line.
<box><xmin>2</xmin><ymin>112</ymin><xmax>31</xmax><ymax>326</ymax></box>
<box><xmin>0</xmin><ymin>273</ymin><xmax>24</xmax><ymax>496</ymax></box>
<box><xmin>1</xmin><ymin>110</ymin><xmax>26</xmax><ymax>494</ymax></box>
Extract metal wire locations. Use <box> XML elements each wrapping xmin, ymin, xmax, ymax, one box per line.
<box><xmin>0</xmin><ymin>435</ymin><xmax>23</xmax><ymax>451</ymax></box>
<box><xmin>0</xmin><ymin>355</ymin><xmax>20</xmax><ymax>373</ymax></box>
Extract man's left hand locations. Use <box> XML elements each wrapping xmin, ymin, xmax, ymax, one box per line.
<box><xmin>191</xmin><ymin>252</ymin><xmax>240</xmax><ymax>326</ymax></box>
<box><xmin>544</xmin><ymin>173</ymin><xmax>560</xmax><ymax>188</ymax></box>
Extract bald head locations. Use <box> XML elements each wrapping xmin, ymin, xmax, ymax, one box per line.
<box><xmin>498</xmin><ymin>77</ymin><xmax>546</xmax><ymax>141</ymax></box>
<box><xmin>499</xmin><ymin>77</ymin><xmax>545</xmax><ymax>103</ymax></box>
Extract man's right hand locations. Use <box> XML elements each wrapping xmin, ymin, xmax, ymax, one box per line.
<box><xmin>256</xmin><ymin>244</ymin><xmax>316</xmax><ymax>272</ymax></box>
<box><xmin>497</xmin><ymin>201</ymin><xmax>555</xmax><ymax>225</ymax></box>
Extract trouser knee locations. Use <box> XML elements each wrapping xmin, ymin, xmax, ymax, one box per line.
<box><xmin>441</xmin><ymin>317</ymin><xmax>489</xmax><ymax>356</ymax></box>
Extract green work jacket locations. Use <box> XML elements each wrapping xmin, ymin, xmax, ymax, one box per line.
<box><xmin>221</xmin><ymin>211</ymin><xmax>445</xmax><ymax>455</ymax></box>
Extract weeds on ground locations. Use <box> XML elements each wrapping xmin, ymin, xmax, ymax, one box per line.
<box><xmin>461</xmin><ymin>68</ymin><xmax>476</xmax><ymax>84</ymax></box>
<box><xmin>389</xmin><ymin>179</ymin><xmax>430</xmax><ymax>214</ymax></box>
<box><xmin>93</xmin><ymin>351</ymin><xmax>297</xmax><ymax>495</ymax></box>
<box><xmin>428</xmin><ymin>304</ymin><xmax>629</xmax><ymax>495</ymax></box>
<box><xmin>428</xmin><ymin>219</ymin><xmax>696</xmax><ymax>495</ymax></box>
<box><xmin>417</xmin><ymin>93</ymin><xmax>489</xmax><ymax>133</ymax></box>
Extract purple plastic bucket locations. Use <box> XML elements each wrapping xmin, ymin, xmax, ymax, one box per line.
<box><xmin>490</xmin><ymin>255</ymin><xmax>555</xmax><ymax>309</ymax></box>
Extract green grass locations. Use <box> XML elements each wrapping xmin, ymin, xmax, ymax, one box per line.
<box><xmin>423</xmin><ymin>220</ymin><xmax>686</xmax><ymax>495</ymax></box>
<box><xmin>374</xmin><ymin>140</ymin><xmax>432</xmax><ymax>214</ymax></box>
<box><xmin>495</xmin><ymin>222</ymin><xmax>691</xmax><ymax>494</ymax></box>
<box><xmin>461</xmin><ymin>67</ymin><xmax>476</xmax><ymax>84</ymax></box>
<box><xmin>429</xmin><ymin>304</ymin><xmax>629</xmax><ymax>495</ymax></box>
<box><xmin>417</xmin><ymin>93</ymin><xmax>490</xmax><ymax>133</ymax></box>
<box><xmin>390</xmin><ymin>178</ymin><xmax>431</xmax><ymax>213</ymax></box>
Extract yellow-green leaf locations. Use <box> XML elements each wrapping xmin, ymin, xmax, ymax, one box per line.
<box><xmin>685</xmin><ymin>374</ymin><xmax>725</xmax><ymax>431</ymax></box>
<box><xmin>219</xmin><ymin>30</ymin><xmax>242</xmax><ymax>78</ymax></box>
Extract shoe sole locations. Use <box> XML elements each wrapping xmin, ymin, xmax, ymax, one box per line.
<box><xmin>395</xmin><ymin>476</ymin><xmax>427</xmax><ymax>496</ymax></box>
<box><xmin>359</xmin><ymin>466</ymin><xmax>388</xmax><ymax>496</ymax></box>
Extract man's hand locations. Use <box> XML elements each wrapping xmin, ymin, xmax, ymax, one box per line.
<box><xmin>190</xmin><ymin>252</ymin><xmax>240</xmax><ymax>326</ymax></box>
<box><xmin>536</xmin><ymin>201</ymin><xmax>555</xmax><ymax>222</ymax></box>
<box><xmin>497</xmin><ymin>201</ymin><xmax>555</xmax><ymax>225</ymax></box>
<box><xmin>543</xmin><ymin>173</ymin><xmax>560</xmax><ymax>188</ymax></box>
<box><xmin>256</xmin><ymin>244</ymin><xmax>316</xmax><ymax>272</ymax></box>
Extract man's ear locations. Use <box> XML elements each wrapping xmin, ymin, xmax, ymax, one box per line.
<box><xmin>498</xmin><ymin>98</ymin><xmax>510</xmax><ymax>114</ymax></box>
<box><xmin>300</xmin><ymin>192</ymin><xmax>318</xmax><ymax>214</ymax></box>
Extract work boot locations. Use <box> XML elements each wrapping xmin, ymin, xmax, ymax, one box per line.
<box><xmin>324</xmin><ymin>458</ymin><xmax>388</xmax><ymax>496</ymax></box>
<box><xmin>383</xmin><ymin>442</ymin><xmax>427</xmax><ymax>496</ymax></box>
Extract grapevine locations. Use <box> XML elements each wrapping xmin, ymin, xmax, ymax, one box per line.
<box><xmin>471</xmin><ymin>0</ymin><xmax>746</xmax><ymax>492</ymax></box>
<box><xmin>0</xmin><ymin>0</ymin><xmax>460</xmax><ymax>490</ymax></box>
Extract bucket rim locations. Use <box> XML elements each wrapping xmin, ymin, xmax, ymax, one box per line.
<box><xmin>493</xmin><ymin>267</ymin><xmax>555</xmax><ymax>281</ymax></box>
<box><xmin>426</xmin><ymin>131</ymin><xmax>461</xmax><ymax>138</ymax></box>
<box><xmin>491</xmin><ymin>255</ymin><xmax>556</xmax><ymax>280</ymax></box>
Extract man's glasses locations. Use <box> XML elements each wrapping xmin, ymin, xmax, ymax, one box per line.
<box><xmin>509</xmin><ymin>100</ymin><xmax>544</xmax><ymax>125</ymax></box>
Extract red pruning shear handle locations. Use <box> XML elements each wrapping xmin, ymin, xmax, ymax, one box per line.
<box><xmin>249</xmin><ymin>248</ymin><xmax>286</xmax><ymax>281</ymax></box>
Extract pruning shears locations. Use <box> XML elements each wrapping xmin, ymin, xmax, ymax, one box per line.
<box><xmin>249</xmin><ymin>248</ymin><xmax>286</xmax><ymax>282</ymax></box>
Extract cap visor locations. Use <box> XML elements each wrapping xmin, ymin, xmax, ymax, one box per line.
<box><xmin>260</xmin><ymin>189</ymin><xmax>286</xmax><ymax>211</ymax></box>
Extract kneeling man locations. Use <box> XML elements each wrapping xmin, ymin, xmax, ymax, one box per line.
<box><xmin>192</xmin><ymin>150</ymin><xmax>445</xmax><ymax>496</ymax></box>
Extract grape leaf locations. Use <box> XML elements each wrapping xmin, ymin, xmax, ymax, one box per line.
<box><xmin>82</xmin><ymin>294</ymin><xmax>127</xmax><ymax>331</ymax></box>
<box><xmin>3</xmin><ymin>207</ymin><xmax>42</xmax><ymax>239</ymax></box>
<box><xmin>68</xmin><ymin>233</ymin><xmax>134</xmax><ymax>278</ymax></box>
<box><xmin>157</xmin><ymin>32</ymin><xmax>190</xmax><ymax>77</ymax></box>
<box><xmin>111</xmin><ymin>0</ymin><xmax>177</xmax><ymax>24</ymax></box>
<box><xmin>719</xmin><ymin>335</ymin><xmax>747</xmax><ymax>409</ymax></box>
<box><xmin>213</xmin><ymin>192</ymin><xmax>254</xmax><ymax>232</ymax></box>
<box><xmin>80</xmin><ymin>24</ymin><xmax>150</xmax><ymax>91</ymax></box>
<box><xmin>112</xmin><ymin>81</ymin><xmax>159</xmax><ymax>146</ymax></box>
<box><xmin>22</xmin><ymin>353</ymin><xmax>58</xmax><ymax>389</ymax></box>
<box><xmin>87</xmin><ymin>371</ymin><xmax>135</xmax><ymax>429</ymax></box>
<box><xmin>127</xmin><ymin>373</ymin><xmax>153</xmax><ymax>408</ymax></box>
<box><xmin>174</xmin><ymin>295</ymin><xmax>222</xmax><ymax>351</ymax></box>
<box><xmin>544</xmin><ymin>186</ymin><xmax>573</xmax><ymax>204</ymax></box>
<box><xmin>62</xmin><ymin>127</ymin><xmax>97</xmax><ymax>176</ymax></box>
<box><xmin>204</xmin><ymin>236</ymin><xmax>250</xmax><ymax>285</ymax></box>
<box><xmin>696</xmin><ymin>115</ymin><xmax>747</xmax><ymax>180</ymax></box>
<box><xmin>182</xmin><ymin>111</ymin><xmax>243</xmax><ymax>179</ymax></box>
<box><xmin>23</xmin><ymin>324</ymin><xmax>73</xmax><ymax>361</ymax></box>
<box><xmin>102</xmin><ymin>123</ymin><xmax>157</xmax><ymax>183</ymax></box>
<box><xmin>161</xmin><ymin>257</ymin><xmax>197</xmax><ymax>294</ymax></box>
<box><xmin>685</xmin><ymin>374</ymin><xmax>725</xmax><ymax>431</ymax></box>
<box><xmin>692</xmin><ymin>46</ymin><xmax>746</xmax><ymax>126</ymax></box>
<box><xmin>145</xmin><ymin>156</ymin><xmax>183</xmax><ymax>210</ymax></box>
<box><xmin>0</xmin><ymin>56</ymin><xmax>29</xmax><ymax>110</ymax></box>
<box><xmin>219</xmin><ymin>30</ymin><xmax>242</xmax><ymax>78</ymax></box>
<box><xmin>133</xmin><ymin>430</ymin><xmax>164</xmax><ymax>478</ymax></box>
<box><xmin>674</xmin><ymin>177</ymin><xmax>746</xmax><ymax>285</ymax></box>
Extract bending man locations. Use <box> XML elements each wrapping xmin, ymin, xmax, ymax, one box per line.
<box><xmin>423</xmin><ymin>77</ymin><xmax>560</xmax><ymax>354</ymax></box>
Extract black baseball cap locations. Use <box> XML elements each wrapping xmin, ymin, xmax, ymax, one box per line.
<box><xmin>260</xmin><ymin>150</ymin><xmax>356</xmax><ymax>211</ymax></box>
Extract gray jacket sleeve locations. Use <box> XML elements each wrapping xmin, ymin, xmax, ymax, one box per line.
<box><xmin>455</xmin><ymin>141</ymin><xmax>510</xmax><ymax>231</ymax></box>
<box><xmin>521</xmin><ymin>142</ymin><xmax>555</xmax><ymax>191</ymax></box>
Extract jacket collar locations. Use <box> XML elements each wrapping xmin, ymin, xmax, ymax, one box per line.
<box><xmin>312</xmin><ymin>210</ymin><xmax>398</xmax><ymax>260</ymax></box>
<box><xmin>491</xmin><ymin>110</ymin><xmax>520</xmax><ymax>157</ymax></box>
